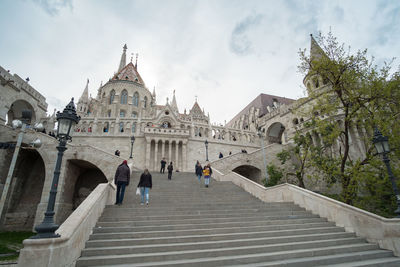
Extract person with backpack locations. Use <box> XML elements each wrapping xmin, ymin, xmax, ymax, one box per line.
<box><xmin>167</xmin><ymin>162</ymin><xmax>173</xmax><ymax>180</ymax></box>
<box><xmin>203</xmin><ymin>163</ymin><xmax>212</xmax><ymax>187</ymax></box>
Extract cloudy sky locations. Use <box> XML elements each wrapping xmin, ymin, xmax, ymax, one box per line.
<box><xmin>1</xmin><ymin>0</ymin><xmax>399</xmax><ymax>124</ymax></box>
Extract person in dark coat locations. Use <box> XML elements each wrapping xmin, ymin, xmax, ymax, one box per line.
<box><xmin>167</xmin><ymin>162</ymin><xmax>173</xmax><ymax>180</ymax></box>
<box><xmin>137</xmin><ymin>169</ymin><xmax>152</xmax><ymax>205</ymax></box>
<box><xmin>114</xmin><ymin>160</ymin><xmax>130</xmax><ymax>205</ymax></box>
<box><xmin>195</xmin><ymin>161</ymin><xmax>203</xmax><ymax>182</ymax></box>
<box><xmin>160</xmin><ymin>158</ymin><xmax>167</xmax><ymax>173</ymax></box>
<box><xmin>219</xmin><ymin>152</ymin><xmax>223</xmax><ymax>158</ymax></box>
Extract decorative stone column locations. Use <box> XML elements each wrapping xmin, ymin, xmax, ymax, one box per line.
<box><xmin>168</xmin><ymin>140</ymin><xmax>172</xmax><ymax>163</ymax></box>
<box><xmin>145</xmin><ymin>140</ymin><xmax>151</xmax><ymax>169</ymax></box>
<box><xmin>161</xmin><ymin>139</ymin><xmax>165</xmax><ymax>160</ymax></box>
<box><xmin>154</xmin><ymin>139</ymin><xmax>159</xmax><ymax>171</ymax></box>
<box><xmin>175</xmin><ymin>141</ymin><xmax>179</xmax><ymax>171</ymax></box>
<box><xmin>182</xmin><ymin>142</ymin><xmax>187</xmax><ymax>172</ymax></box>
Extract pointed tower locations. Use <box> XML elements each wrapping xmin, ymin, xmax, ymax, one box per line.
<box><xmin>152</xmin><ymin>86</ymin><xmax>156</xmax><ymax>104</ymax></box>
<box><xmin>170</xmin><ymin>90</ymin><xmax>179</xmax><ymax>114</ymax></box>
<box><xmin>304</xmin><ymin>34</ymin><xmax>327</xmax><ymax>94</ymax></box>
<box><xmin>118</xmin><ymin>44</ymin><xmax>127</xmax><ymax>72</ymax></box>
<box><xmin>77</xmin><ymin>79</ymin><xmax>90</xmax><ymax>116</ymax></box>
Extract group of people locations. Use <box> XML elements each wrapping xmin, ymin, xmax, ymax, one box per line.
<box><xmin>160</xmin><ymin>158</ymin><xmax>174</xmax><ymax>180</ymax></box>
<box><xmin>114</xmin><ymin>158</ymin><xmax>214</xmax><ymax>206</ymax></box>
<box><xmin>114</xmin><ymin>160</ymin><xmax>152</xmax><ymax>206</ymax></box>
<box><xmin>195</xmin><ymin>161</ymin><xmax>213</xmax><ymax>188</ymax></box>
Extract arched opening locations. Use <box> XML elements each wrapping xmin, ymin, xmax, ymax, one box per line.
<box><xmin>266</xmin><ymin>122</ymin><xmax>285</xmax><ymax>144</ymax></box>
<box><xmin>60</xmin><ymin>159</ymin><xmax>107</xmax><ymax>223</ymax></box>
<box><xmin>120</xmin><ymin>90</ymin><xmax>128</xmax><ymax>104</ymax></box>
<box><xmin>133</xmin><ymin>92</ymin><xmax>139</xmax><ymax>106</ymax></box>
<box><xmin>7</xmin><ymin>100</ymin><xmax>36</xmax><ymax>126</ymax></box>
<box><xmin>1</xmin><ymin>149</ymin><xmax>45</xmax><ymax>230</ymax></box>
<box><xmin>109</xmin><ymin>90</ymin><xmax>115</xmax><ymax>104</ymax></box>
<box><xmin>232</xmin><ymin>165</ymin><xmax>262</xmax><ymax>184</ymax></box>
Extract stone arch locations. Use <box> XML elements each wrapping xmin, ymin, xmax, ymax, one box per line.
<box><xmin>7</xmin><ymin>99</ymin><xmax>36</xmax><ymax>126</ymax></box>
<box><xmin>109</xmin><ymin>90</ymin><xmax>115</xmax><ymax>104</ymax></box>
<box><xmin>61</xmin><ymin>159</ymin><xmax>107</xmax><ymax>220</ymax></box>
<box><xmin>232</xmin><ymin>165</ymin><xmax>262</xmax><ymax>184</ymax></box>
<box><xmin>120</xmin><ymin>89</ymin><xmax>128</xmax><ymax>104</ymax></box>
<box><xmin>266</xmin><ymin>122</ymin><xmax>285</xmax><ymax>144</ymax></box>
<box><xmin>2</xmin><ymin>148</ymin><xmax>45</xmax><ymax>230</ymax></box>
<box><xmin>133</xmin><ymin>92</ymin><xmax>139</xmax><ymax>106</ymax></box>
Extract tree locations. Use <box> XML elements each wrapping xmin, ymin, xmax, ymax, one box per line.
<box><xmin>296</xmin><ymin>32</ymin><xmax>400</xmax><ymax>207</ymax></box>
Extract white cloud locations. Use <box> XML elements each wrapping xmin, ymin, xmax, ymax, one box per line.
<box><xmin>1</xmin><ymin>0</ymin><xmax>399</xmax><ymax>123</ymax></box>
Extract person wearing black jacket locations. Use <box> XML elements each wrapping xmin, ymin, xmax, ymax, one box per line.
<box><xmin>195</xmin><ymin>161</ymin><xmax>203</xmax><ymax>182</ymax></box>
<box><xmin>137</xmin><ymin>169</ymin><xmax>152</xmax><ymax>205</ymax></box>
<box><xmin>114</xmin><ymin>160</ymin><xmax>130</xmax><ymax>205</ymax></box>
<box><xmin>167</xmin><ymin>162</ymin><xmax>173</xmax><ymax>180</ymax></box>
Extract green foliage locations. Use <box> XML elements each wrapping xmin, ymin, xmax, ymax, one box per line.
<box><xmin>0</xmin><ymin>231</ymin><xmax>33</xmax><ymax>262</ymax></box>
<box><xmin>264</xmin><ymin>164</ymin><xmax>283</xmax><ymax>187</ymax></box>
<box><xmin>294</xmin><ymin>31</ymin><xmax>400</xmax><ymax>214</ymax></box>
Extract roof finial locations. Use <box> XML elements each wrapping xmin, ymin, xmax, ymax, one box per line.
<box><xmin>118</xmin><ymin>44</ymin><xmax>127</xmax><ymax>72</ymax></box>
<box><xmin>130</xmin><ymin>53</ymin><xmax>133</xmax><ymax>63</ymax></box>
<box><xmin>135</xmin><ymin>53</ymin><xmax>138</xmax><ymax>68</ymax></box>
<box><xmin>195</xmin><ymin>95</ymin><xmax>198</xmax><ymax>102</ymax></box>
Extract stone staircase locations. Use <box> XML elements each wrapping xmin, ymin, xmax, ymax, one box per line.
<box><xmin>76</xmin><ymin>172</ymin><xmax>400</xmax><ymax>266</ymax></box>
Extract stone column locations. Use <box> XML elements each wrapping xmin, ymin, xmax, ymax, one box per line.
<box><xmin>146</xmin><ymin>141</ymin><xmax>151</xmax><ymax>169</ymax></box>
<box><xmin>168</xmin><ymin>140</ymin><xmax>172</xmax><ymax>163</ymax></box>
<box><xmin>175</xmin><ymin>141</ymin><xmax>179</xmax><ymax>171</ymax></box>
<box><xmin>154</xmin><ymin>140</ymin><xmax>159</xmax><ymax>172</ymax></box>
<box><xmin>182</xmin><ymin>143</ymin><xmax>187</xmax><ymax>171</ymax></box>
<box><xmin>161</xmin><ymin>139</ymin><xmax>165</xmax><ymax>160</ymax></box>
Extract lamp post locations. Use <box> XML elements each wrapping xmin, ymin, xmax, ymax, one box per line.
<box><xmin>372</xmin><ymin>127</ymin><xmax>400</xmax><ymax>217</ymax></box>
<box><xmin>32</xmin><ymin>98</ymin><xmax>80</xmax><ymax>239</ymax></box>
<box><xmin>205</xmin><ymin>140</ymin><xmax>209</xmax><ymax>161</ymax></box>
<box><xmin>129</xmin><ymin>135</ymin><xmax>135</xmax><ymax>159</ymax></box>
<box><xmin>258</xmin><ymin>130</ymin><xmax>268</xmax><ymax>184</ymax></box>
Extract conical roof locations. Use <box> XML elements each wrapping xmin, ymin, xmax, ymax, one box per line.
<box><xmin>112</xmin><ymin>62</ymin><xmax>145</xmax><ymax>85</ymax></box>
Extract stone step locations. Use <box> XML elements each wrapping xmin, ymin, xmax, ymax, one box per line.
<box><xmin>96</xmin><ymin>213</ymin><xmax>321</xmax><ymax>226</ymax></box>
<box><xmin>85</xmin><ymin>232</ymin><xmax>356</xmax><ymax>248</ymax></box>
<box><xmin>229</xmin><ymin>250</ymin><xmax>399</xmax><ymax>267</ymax></box>
<box><xmin>88</xmin><ymin>226</ymin><xmax>345</xmax><ymax>241</ymax></box>
<box><xmin>96</xmin><ymin>217</ymin><xmax>328</xmax><ymax>229</ymax></box>
<box><xmin>75</xmin><ymin>243</ymin><xmax>379</xmax><ymax>266</ymax></box>
<box><xmin>81</xmin><ymin>236</ymin><xmax>366</xmax><ymax>257</ymax></box>
<box><xmin>93</xmin><ymin>221</ymin><xmax>335</xmax><ymax>234</ymax></box>
<box><xmin>98</xmin><ymin>210</ymin><xmax>312</xmax><ymax>222</ymax></box>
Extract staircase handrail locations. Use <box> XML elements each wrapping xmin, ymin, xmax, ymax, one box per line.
<box><xmin>18</xmin><ymin>182</ymin><xmax>116</xmax><ymax>267</ymax></box>
<box><xmin>212</xmin><ymin>168</ymin><xmax>400</xmax><ymax>257</ymax></box>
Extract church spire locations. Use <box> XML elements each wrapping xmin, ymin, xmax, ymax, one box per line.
<box><xmin>171</xmin><ymin>89</ymin><xmax>179</xmax><ymax>113</ymax></box>
<box><xmin>310</xmin><ymin>34</ymin><xmax>325</xmax><ymax>62</ymax></box>
<box><xmin>118</xmin><ymin>44</ymin><xmax>127</xmax><ymax>72</ymax></box>
<box><xmin>79</xmin><ymin>79</ymin><xmax>89</xmax><ymax>103</ymax></box>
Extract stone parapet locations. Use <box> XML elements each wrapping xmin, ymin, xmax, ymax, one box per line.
<box><xmin>18</xmin><ymin>182</ymin><xmax>115</xmax><ymax>267</ymax></box>
<box><xmin>213</xmin><ymin>168</ymin><xmax>400</xmax><ymax>257</ymax></box>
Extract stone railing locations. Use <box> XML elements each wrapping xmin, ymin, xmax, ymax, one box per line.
<box><xmin>18</xmin><ymin>182</ymin><xmax>116</xmax><ymax>267</ymax></box>
<box><xmin>212</xmin><ymin>168</ymin><xmax>400</xmax><ymax>256</ymax></box>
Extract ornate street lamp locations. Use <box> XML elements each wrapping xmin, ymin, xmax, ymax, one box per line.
<box><xmin>129</xmin><ymin>135</ymin><xmax>135</xmax><ymax>159</ymax></box>
<box><xmin>32</xmin><ymin>98</ymin><xmax>80</xmax><ymax>239</ymax></box>
<box><xmin>205</xmin><ymin>140</ymin><xmax>209</xmax><ymax>161</ymax></box>
<box><xmin>258</xmin><ymin>130</ymin><xmax>268</xmax><ymax>185</ymax></box>
<box><xmin>372</xmin><ymin>127</ymin><xmax>400</xmax><ymax>217</ymax></box>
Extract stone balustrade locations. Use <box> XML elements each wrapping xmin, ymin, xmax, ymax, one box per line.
<box><xmin>212</xmin><ymin>168</ymin><xmax>400</xmax><ymax>257</ymax></box>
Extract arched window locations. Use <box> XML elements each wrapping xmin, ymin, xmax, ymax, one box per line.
<box><xmin>120</xmin><ymin>110</ymin><xmax>125</xmax><ymax>117</ymax></box>
<box><xmin>133</xmin><ymin>92</ymin><xmax>139</xmax><ymax>106</ymax></box>
<box><xmin>109</xmin><ymin>90</ymin><xmax>115</xmax><ymax>104</ymax></box>
<box><xmin>144</xmin><ymin>96</ymin><xmax>148</xmax><ymax>108</ymax></box>
<box><xmin>120</xmin><ymin>90</ymin><xmax>128</xmax><ymax>104</ymax></box>
<box><xmin>132</xmin><ymin>123</ymin><xmax>136</xmax><ymax>133</ymax></box>
<box><xmin>119</xmin><ymin>122</ymin><xmax>124</xmax><ymax>133</ymax></box>
<box><xmin>131</xmin><ymin>112</ymin><xmax>138</xmax><ymax>118</ymax></box>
